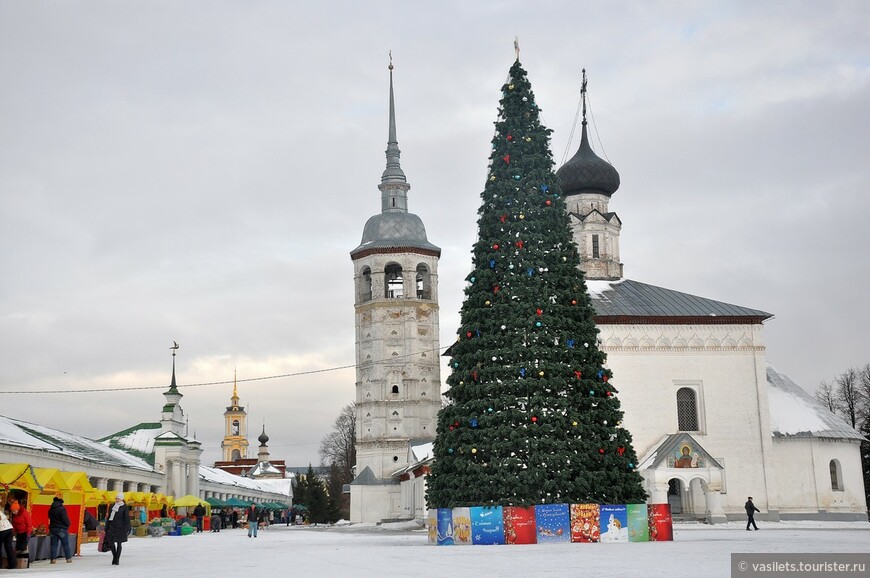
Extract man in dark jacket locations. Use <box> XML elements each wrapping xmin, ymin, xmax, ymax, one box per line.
<box><xmin>745</xmin><ymin>496</ymin><xmax>760</xmax><ymax>531</ymax></box>
<box><xmin>48</xmin><ymin>495</ymin><xmax>73</xmax><ymax>564</ymax></box>
<box><xmin>246</xmin><ymin>503</ymin><xmax>259</xmax><ymax>538</ymax></box>
<box><xmin>193</xmin><ymin>503</ymin><xmax>206</xmax><ymax>533</ymax></box>
<box><xmin>105</xmin><ymin>493</ymin><xmax>131</xmax><ymax>566</ymax></box>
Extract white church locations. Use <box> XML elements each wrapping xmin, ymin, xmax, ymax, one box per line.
<box><xmin>348</xmin><ymin>66</ymin><xmax>867</xmax><ymax>524</ymax></box>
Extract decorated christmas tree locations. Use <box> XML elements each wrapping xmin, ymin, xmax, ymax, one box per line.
<box><xmin>426</xmin><ymin>59</ymin><xmax>647</xmax><ymax>508</ymax></box>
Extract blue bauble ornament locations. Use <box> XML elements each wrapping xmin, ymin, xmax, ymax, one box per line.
<box><xmin>540</xmin><ymin>184</ymin><xmax>549</xmax><ymax>192</ymax></box>
<box><xmin>535</xmin><ymin>321</ymin><xmax>542</xmax><ymax>327</ymax></box>
<box><xmin>513</xmin><ymin>175</ymin><xmax>521</xmax><ymax>180</ymax></box>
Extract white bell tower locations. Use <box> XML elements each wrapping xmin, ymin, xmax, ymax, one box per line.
<box><xmin>348</xmin><ymin>58</ymin><xmax>442</xmax><ymax>523</ymax></box>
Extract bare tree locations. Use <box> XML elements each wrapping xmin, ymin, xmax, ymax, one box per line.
<box><xmin>319</xmin><ymin>402</ymin><xmax>357</xmax><ymax>486</ymax></box>
<box><xmin>816</xmin><ymin>380</ymin><xmax>838</xmax><ymax>413</ymax></box>
<box><xmin>858</xmin><ymin>364</ymin><xmax>870</xmax><ymax>421</ymax></box>
<box><xmin>834</xmin><ymin>368</ymin><xmax>861</xmax><ymax>429</ymax></box>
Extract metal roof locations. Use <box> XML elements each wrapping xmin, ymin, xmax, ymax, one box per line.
<box><xmin>556</xmin><ymin>121</ymin><xmax>620</xmax><ymax>197</ymax></box>
<box><xmin>587</xmin><ymin>279</ymin><xmax>773</xmax><ymax>320</ymax></box>
<box><xmin>767</xmin><ymin>365</ymin><xmax>866</xmax><ymax>441</ymax></box>
<box><xmin>352</xmin><ymin>211</ymin><xmax>440</xmax><ymax>255</ymax></box>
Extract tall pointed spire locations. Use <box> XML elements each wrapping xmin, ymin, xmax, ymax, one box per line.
<box><xmin>231</xmin><ymin>368</ymin><xmax>239</xmax><ymax>407</ymax></box>
<box><xmin>351</xmin><ymin>55</ymin><xmax>440</xmax><ymax>258</ymax></box>
<box><xmin>167</xmin><ymin>340</ymin><xmax>181</xmax><ymax>397</ymax></box>
<box><xmin>381</xmin><ymin>52</ymin><xmax>407</xmax><ymax>186</ymax></box>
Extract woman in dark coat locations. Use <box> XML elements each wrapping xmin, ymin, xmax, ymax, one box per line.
<box><xmin>104</xmin><ymin>493</ymin><xmax>131</xmax><ymax>566</ymax></box>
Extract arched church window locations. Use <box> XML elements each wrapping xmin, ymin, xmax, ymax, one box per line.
<box><xmin>232</xmin><ymin>449</ymin><xmax>241</xmax><ymax>460</ymax></box>
<box><xmin>360</xmin><ymin>267</ymin><xmax>372</xmax><ymax>302</ymax></box>
<box><xmin>385</xmin><ymin>263</ymin><xmax>403</xmax><ymax>298</ymax></box>
<box><xmin>391</xmin><ymin>385</ymin><xmax>399</xmax><ymax>394</ymax></box>
<box><xmin>232</xmin><ymin>419</ymin><xmax>240</xmax><ymax>436</ymax></box>
<box><xmin>830</xmin><ymin>460</ymin><xmax>843</xmax><ymax>491</ymax></box>
<box><xmin>676</xmin><ymin>387</ymin><xmax>699</xmax><ymax>431</ymax></box>
<box><xmin>416</xmin><ymin>264</ymin><xmax>431</xmax><ymax>299</ymax></box>
<box><xmin>592</xmin><ymin>234</ymin><xmax>600</xmax><ymax>259</ymax></box>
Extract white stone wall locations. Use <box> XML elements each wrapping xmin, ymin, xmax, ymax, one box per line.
<box><xmin>771</xmin><ymin>437</ymin><xmax>866</xmax><ymax>518</ymax></box>
<box><xmin>600</xmin><ymin>322</ymin><xmax>781</xmax><ymax>517</ymax></box>
<box><xmin>349</xmin><ymin>483</ymin><xmax>401</xmax><ymax>523</ymax></box>
<box><xmin>566</xmin><ymin>192</ymin><xmax>622</xmax><ymax>280</ymax></box>
<box><xmin>351</xmin><ymin>249</ymin><xmax>441</xmax><ymax>522</ymax></box>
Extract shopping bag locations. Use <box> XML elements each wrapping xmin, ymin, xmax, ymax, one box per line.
<box><xmin>97</xmin><ymin>531</ymin><xmax>108</xmax><ymax>553</ymax></box>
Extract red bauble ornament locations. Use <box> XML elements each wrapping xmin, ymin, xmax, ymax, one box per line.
<box><xmin>503</xmin><ymin>154</ymin><xmax>511</xmax><ymax>164</ymax></box>
<box><xmin>603</xmin><ymin>375</ymin><xmax>609</xmax><ymax>382</ymax></box>
<box><xmin>531</xmin><ymin>416</ymin><xmax>538</xmax><ymax>423</ymax></box>
<box><xmin>493</xmin><ymin>243</ymin><xmax>500</xmax><ymax>250</ymax></box>
<box><xmin>598</xmin><ymin>448</ymin><xmax>605</xmax><ymax>454</ymax></box>
<box><xmin>606</xmin><ymin>391</ymin><xmax>613</xmax><ymax>397</ymax></box>
<box><xmin>506</xmin><ymin>134</ymin><xmax>513</xmax><ymax>141</ymax></box>
<box><xmin>545</xmin><ymin>200</ymin><xmax>552</xmax><ymax>206</ymax></box>
<box><xmin>449</xmin><ymin>426</ymin><xmax>454</xmax><ymax>431</ymax></box>
<box><xmin>500</xmin><ymin>214</ymin><xmax>507</xmax><ymax>223</ymax></box>
<box><xmin>466</xmin><ymin>331</ymin><xmax>473</xmax><ymax>338</ymax></box>
<box><xmin>536</xmin><ymin>308</ymin><xmax>543</xmax><ymax>316</ymax></box>
<box><xmin>571</xmin><ymin>299</ymin><xmax>577</xmax><ymax>305</ymax></box>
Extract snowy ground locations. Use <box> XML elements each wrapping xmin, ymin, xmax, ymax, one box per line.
<box><xmin>17</xmin><ymin>520</ymin><xmax>870</xmax><ymax>577</ymax></box>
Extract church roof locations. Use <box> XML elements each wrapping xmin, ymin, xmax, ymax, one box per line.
<box><xmin>557</xmin><ymin>121</ymin><xmax>621</xmax><ymax>197</ymax></box>
<box><xmin>352</xmin><ymin>212</ymin><xmax>441</xmax><ymax>256</ymax></box>
<box><xmin>350</xmin><ymin>465</ymin><xmax>399</xmax><ymax>486</ymax></box>
<box><xmin>767</xmin><ymin>365</ymin><xmax>865</xmax><ymax>441</ymax></box>
<box><xmin>586</xmin><ymin>279</ymin><xmax>773</xmax><ymax>321</ymax></box>
<box><xmin>246</xmin><ymin>461</ymin><xmax>282</xmax><ymax>477</ymax></box>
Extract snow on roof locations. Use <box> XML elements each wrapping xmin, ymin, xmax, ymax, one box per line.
<box><xmin>0</xmin><ymin>414</ymin><xmax>154</xmax><ymax>471</ymax></box>
<box><xmin>767</xmin><ymin>364</ymin><xmax>865</xmax><ymax>441</ymax></box>
<box><xmin>247</xmin><ymin>461</ymin><xmax>283</xmax><ymax>477</ymax></box>
<box><xmin>410</xmin><ymin>442</ymin><xmax>433</xmax><ymax>462</ymax></box>
<box><xmin>199</xmin><ymin>465</ymin><xmax>292</xmax><ymax>497</ymax></box>
<box><xmin>99</xmin><ymin>423</ymin><xmax>161</xmax><ymax>455</ymax></box>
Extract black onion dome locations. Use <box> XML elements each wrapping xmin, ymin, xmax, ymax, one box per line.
<box><xmin>557</xmin><ymin>122</ymin><xmax>620</xmax><ymax>196</ymax></box>
<box><xmin>258</xmin><ymin>426</ymin><xmax>269</xmax><ymax>445</ymax></box>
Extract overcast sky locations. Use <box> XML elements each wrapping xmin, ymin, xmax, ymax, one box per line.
<box><xmin>1</xmin><ymin>1</ymin><xmax>868</xmax><ymax>468</ymax></box>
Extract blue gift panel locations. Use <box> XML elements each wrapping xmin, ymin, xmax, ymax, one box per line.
<box><xmin>470</xmin><ymin>505</ymin><xmax>504</xmax><ymax>545</ymax></box>
<box><xmin>534</xmin><ymin>504</ymin><xmax>570</xmax><ymax>543</ymax></box>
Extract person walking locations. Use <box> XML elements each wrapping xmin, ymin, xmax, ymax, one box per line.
<box><xmin>0</xmin><ymin>508</ymin><xmax>16</xmax><ymax>569</ymax></box>
<box><xmin>9</xmin><ymin>500</ymin><xmax>32</xmax><ymax>555</ymax></box>
<box><xmin>193</xmin><ymin>503</ymin><xmax>206</xmax><ymax>533</ymax></box>
<box><xmin>104</xmin><ymin>493</ymin><xmax>131</xmax><ymax>566</ymax></box>
<box><xmin>210</xmin><ymin>511</ymin><xmax>221</xmax><ymax>533</ymax></box>
<box><xmin>745</xmin><ymin>496</ymin><xmax>760</xmax><ymax>531</ymax></box>
<box><xmin>246</xmin><ymin>503</ymin><xmax>259</xmax><ymax>538</ymax></box>
<box><xmin>48</xmin><ymin>495</ymin><xmax>73</xmax><ymax>564</ymax></box>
